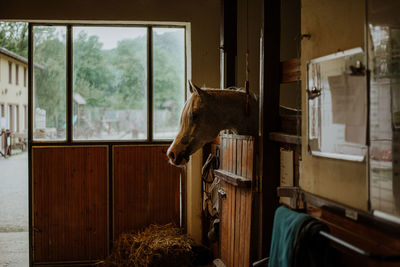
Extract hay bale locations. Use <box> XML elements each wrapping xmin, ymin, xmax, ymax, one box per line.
<box><xmin>106</xmin><ymin>223</ymin><xmax>198</xmax><ymax>267</ymax></box>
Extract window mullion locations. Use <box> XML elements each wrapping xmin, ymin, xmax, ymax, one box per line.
<box><xmin>67</xmin><ymin>25</ymin><xmax>73</xmax><ymax>143</ymax></box>
<box><xmin>147</xmin><ymin>26</ymin><xmax>153</xmax><ymax>142</ymax></box>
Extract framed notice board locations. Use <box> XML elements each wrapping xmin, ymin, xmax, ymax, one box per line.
<box><xmin>307</xmin><ymin>47</ymin><xmax>368</xmax><ymax>161</ymax></box>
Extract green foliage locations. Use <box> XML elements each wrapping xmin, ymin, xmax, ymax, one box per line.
<box><xmin>0</xmin><ymin>22</ymin><xmax>28</xmax><ymax>57</ymax></box>
<box><xmin>153</xmin><ymin>30</ymin><xmax>185</xmax><ymax>122</ymax></box>
<box><xmin>33</xmin><ymin>27</ymin><xmax>67</xmax><ymax>128</ymax></box>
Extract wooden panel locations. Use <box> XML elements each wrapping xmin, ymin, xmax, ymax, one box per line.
<box><xmin>218</xmin><ymin>134</ymin><xmax>254</xmax><ymax>267</ymax></box>
<box><xmin>113</xmin><ymin>145</ymin><xmax>181</xmax><ymax>239</ymax></box>
<box><xmin>237</xmin><ymin>139</ymin><xmax>243</xmax><ymax>176</ymax></box>
<box><xmin>32</xmin><ymin>146</ymin><xmax>108</xmax><ymax>263</ymax></box>
<box><xmin>220</xmin><ymin>180</ymin><xmax>230</xmax><ymax>265</ymax></box>
<box><xmin>220</xmin><ymin>181</ymin><xmax>252</xmax><ymax>267</ymax></box>
<box><xmin>241</xmin><ymin>139</ymin><xmax>248</xmax><ymax>179</ymax></box>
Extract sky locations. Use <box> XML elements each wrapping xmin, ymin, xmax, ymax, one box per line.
<box><xmin>74</xmin><ymin>27</ymin><xmax>182</xmax><ymax>50</ymax></box>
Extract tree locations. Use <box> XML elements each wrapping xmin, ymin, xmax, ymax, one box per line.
<box><xmin>73</xmin><ymin>31</ymin><xmax>114</xmax><ymax>107</ymax></box>
<box><xmin>33</xmin><ymin>27</ymin><xmax>67</xmax><ymax>128</ymax></box>
<box><xmin>0</xmin><ymin>22</ymin><xmax>28</xmax><ymax>57</ymax></box>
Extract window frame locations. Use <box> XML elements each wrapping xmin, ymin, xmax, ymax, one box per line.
<box><xmin>29</xmin><ymin>23</ymin><xmax>188</xmax><ymax>145</ymax></box>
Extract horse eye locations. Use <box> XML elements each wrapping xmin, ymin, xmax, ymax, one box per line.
<box><xmin>190</xmin><ymin>113</ymin><xmax>198</xmax><ymax>121</ymax></box>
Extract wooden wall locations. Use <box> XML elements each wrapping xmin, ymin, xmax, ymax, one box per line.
<box><xmin>32</xmin><ymin>145</ymin><xmax>182</xmax><ymax>264</ymax></box>
<box><xmin>32</xmin><ymin>146</ymin><xmax>108</xmax><ymax>263</ymax></box>
<box><xmin>113</xmin><ymin>145</ymin><xmax>181</xmax><ymax>238</ymax></box>
<box><xmin>217</xmin><ymin>135</ymin><xmax>254</xmax><ymax>267</ymax></box>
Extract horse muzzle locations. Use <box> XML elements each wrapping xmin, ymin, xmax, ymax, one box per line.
<box><xmin>167</xmin><ymin>147</ymin><xmax>190</xmax><ymax>167</ymax></box>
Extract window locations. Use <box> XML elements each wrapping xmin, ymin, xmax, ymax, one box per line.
<box><xmin>16</xmin><ymin>64</ymin><xmax>19</xmax><ymax>85</ymax></box>
<box><xmin>23</xmin><ymin>105</ymin><xmax>27</xmax><ymax>131</ymax></box>
<box><xmin>152</xmin><ymin>28</ymin><xmax>185</xmax><ymax>140</ymax></box>
<box><xmin>24</xmin><ymin>67</ymin><xmax>27</xmax><ymax>87</ymax></box>
<box><xmin>33</xmin><ymin>26</ymin><xmax>66</xmax><ymax>140</ymax></box>
<box><xmin>32</xmin><ymin>24</ymin><xmax>186</xmax><ymax>142</ymax></box>
<box><xmin>0</xmin><ymin>103</ymin><xmax>4</xmax><ymax>130</ymax></box>
<box><xmin>14</xmin><ymin>105</ymin><xmax>19</xmax><ymax>132</ymax></box>
<box><xmin>7</xmin><ymin>105</ymin><xmax>12</xmax><ymax>130</ymax></box>
<box><xmin>72</xmin><ymin>26</ymin><xmax>148</xmax><ymax>140</ymax></box>
<box><xmin>8</xmin><ymin>61</ymin><xmax>12</xmax><ymax>84</ymax></box>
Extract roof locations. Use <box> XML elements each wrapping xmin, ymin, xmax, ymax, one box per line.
<box><xmin>0</xmin><ymin>46</ymin><xmax>44</xmax><ymax>69</ymax></box>
<box><xmin>73</xmin><ymin>93</ymin><xmax>86</xmax><ymax>105</ymax></box>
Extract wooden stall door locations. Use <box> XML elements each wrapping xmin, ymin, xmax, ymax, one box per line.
<box><xmin>32</xmin><ymin>145</ymin><xmax>182</xmax><ymax>264</ymax></box>
<box><xmin>113</xmin><ymin>145</ymin><xmax>182</xmax><ymax>238</ymax></box>
<box><xmin>32</xmin><ymin>146</ymin><xmax>108</xmax><ymax>263</ymax></box>
<box><xmin>216</xmin><ymin>135</ymin><xmax>254</xmax><ymax>267</ymax></box>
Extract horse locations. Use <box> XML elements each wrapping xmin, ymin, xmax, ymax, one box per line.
<box><xmin>167</xmin><ymin>81</ymin><xmax>258</xmax><ymax>167</ymax></box>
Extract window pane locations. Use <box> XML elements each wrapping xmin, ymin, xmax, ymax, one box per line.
<box><xmin>152</xmin><ymin>28</ymin><xmax>185</xmax><ymax>140</ymax></box>
<box><xmin>73</xmin><ymin>27</ymin><xmax>147</xmax><ymax>140</ymax></box>
<box><xmin>33</xmin><ymin>26</ymin><xmax>66</xmax><ymax>141</ymax></box>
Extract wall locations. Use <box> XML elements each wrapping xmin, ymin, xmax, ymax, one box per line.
<box><xmin>300</xmin><ymin>0</ymin><xmax>368</xmax><ymax>210</ymax></box>
<box><xmin>0</xmin><ymin>0</ymin><xmax>221</xmax><ymax>243</ymax></box>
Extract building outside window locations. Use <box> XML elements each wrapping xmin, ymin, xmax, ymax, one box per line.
<box><xmin>1</xmin><ymin>47</ymin><xmax>31</xmax><ymax>134</ymax></box>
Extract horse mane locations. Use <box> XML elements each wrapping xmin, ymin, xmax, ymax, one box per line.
<box><xmin>200</xmin><ymin>86</ymin><xmax>258</xmax><ymax>101</ymax></box>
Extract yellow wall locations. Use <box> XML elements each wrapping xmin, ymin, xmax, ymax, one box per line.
<box><xmin>0</xmin><ymin>0</ymin><xmax>222</xmax><ymax>242</ymax></box>
<box><xmin>300</xmin><ymin>0</ymin><xmax>368</xmax><ymax>210</ymax></box>
<box><xmin>0</xmin><ymin>54</ymin><xmax>28</xmax><ymax>132</ymax></box>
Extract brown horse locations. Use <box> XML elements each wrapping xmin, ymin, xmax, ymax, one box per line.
<box><xmin>167</xmin><ymin>81</ymin><xmax>258</xmax><ymax>167</ymax></box>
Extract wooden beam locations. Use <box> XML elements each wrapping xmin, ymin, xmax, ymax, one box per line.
<box><xmin>269</xmin><ymin>132</ymin><xmax>301</xmax><ymax>145</ymax></box>
<box><xmin>259</xmin><ymin>0</ymin><xmax>281</xmax><ymax>260</ymax></box>
<box><xmin>214</xmin><ymin>169</ymin><xmax>252</xmax><ymax>188</ymax></box>
<box><xmin>280</xmin><ymin>58</ymin><xmax>301</xmax><ymax>83</ymax></box>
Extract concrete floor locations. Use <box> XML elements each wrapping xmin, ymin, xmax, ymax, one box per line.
<box><xmin>0</xmin><ymin>152</ymin><xmax>29</xmax><ymax>267</ymax></box>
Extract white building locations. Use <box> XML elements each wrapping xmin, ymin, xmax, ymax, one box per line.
<box><xmin>0</xmin><ymin>47</ymin><xmax>29</xmax><ymax>134</ymax></box>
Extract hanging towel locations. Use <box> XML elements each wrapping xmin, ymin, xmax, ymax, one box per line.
<box><xmin>293</xmin><ymin>216</ymin><xmax>330</xmax><ymax>267</ymax></box>
<box><xmin>269</xmin><ymin>206</ymin><xmax>310</xmax><ymax>267</ymax></box>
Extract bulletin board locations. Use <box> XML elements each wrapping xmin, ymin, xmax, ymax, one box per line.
<box><xmin>307</xmin><ymin>47</ymin><xmax>368</xmax><ymax>161</ymax></box>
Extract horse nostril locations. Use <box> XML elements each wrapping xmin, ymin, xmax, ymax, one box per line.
<box><xmin>170</xmin><ymin>152</ymin><xmax>175</xmax><ymax>160</ymax></box>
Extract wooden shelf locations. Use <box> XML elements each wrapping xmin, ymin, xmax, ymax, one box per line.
<box><xmin>269</xmin><ymin>132</ymin><xmax>301</xmax><ymax>145</ymax></box>
<box><xmin>214</xmin><ymin>169</ymin><xmax>251</xmax><ymax>188</ymax></box>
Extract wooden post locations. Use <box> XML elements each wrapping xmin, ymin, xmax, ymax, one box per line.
<box><xmin>259</xmin><ymin>0</ymin><xmax>281</xmax><ymax>258</ymax></box>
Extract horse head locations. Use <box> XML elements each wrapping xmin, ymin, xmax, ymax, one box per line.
<box><xmin>167</xmin><ymin>81</ymin><xmax>258</xmax><ymax>167</ymax></box>
<box><xmin>167</xmin><ymin>81</ymin><xmax>220</xmax><ymax>166</ymax></box>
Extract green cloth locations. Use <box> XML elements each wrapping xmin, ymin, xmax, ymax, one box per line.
<box><xmin>269</xmin><ymin>206</ymin><xmax>310</xmax><ymax>267</ymax></box>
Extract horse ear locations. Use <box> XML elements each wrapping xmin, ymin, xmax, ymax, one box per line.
<box><xmin>188</xmin><ymin>80</ymin><xmax>206</xmax><ymax>97</ymax></box>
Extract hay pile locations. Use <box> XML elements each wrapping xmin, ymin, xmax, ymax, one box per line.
<box><xmin>106</xmin><ymin>224</ymin><xmax>198</xmax><ymax>267</ymax></box>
